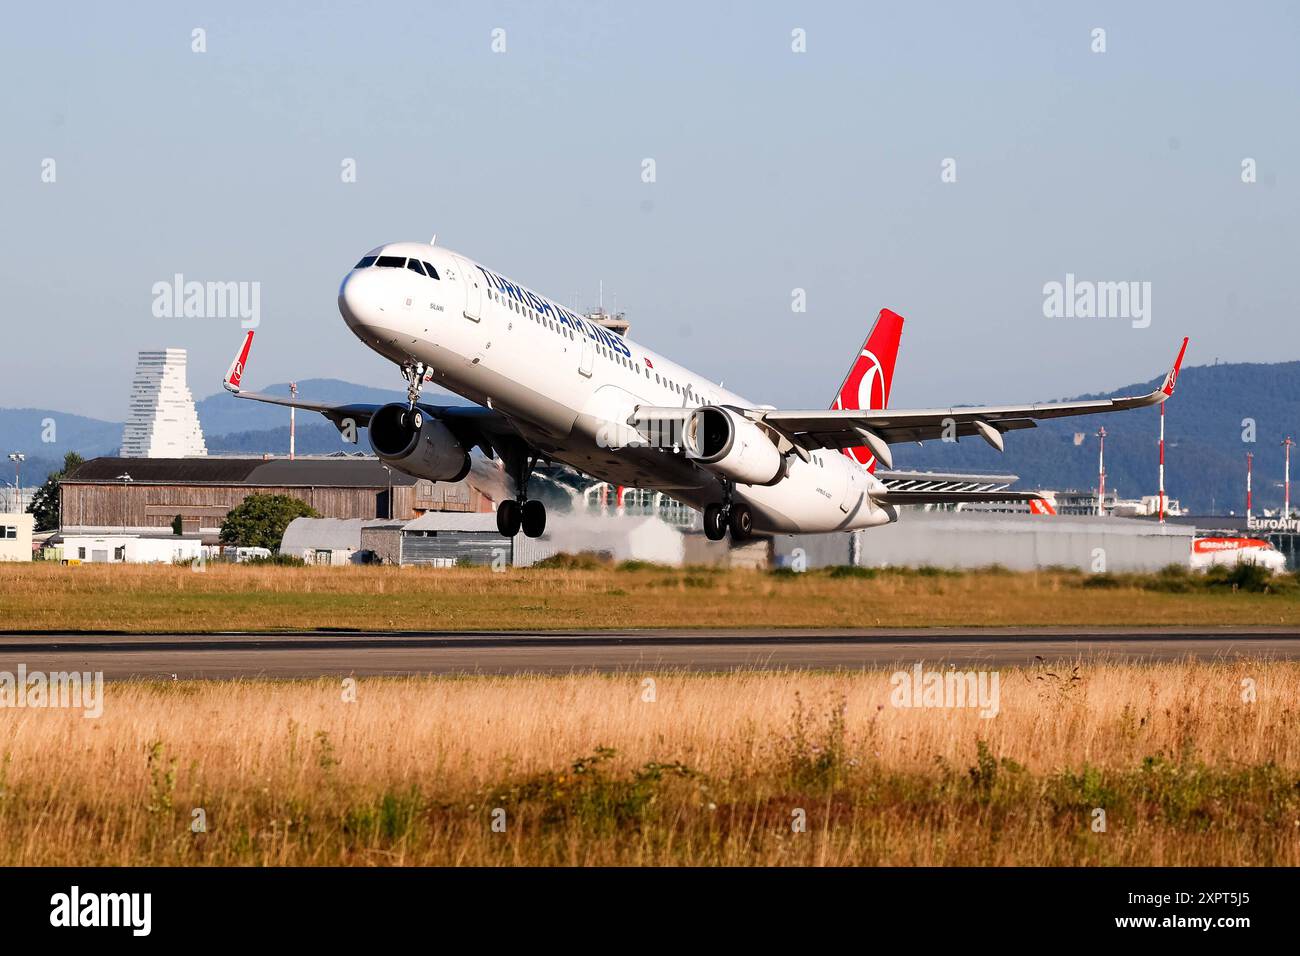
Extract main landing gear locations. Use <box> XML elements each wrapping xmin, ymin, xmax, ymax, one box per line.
<box><xmin>496</xmin><ymin>450</ymin><xmax>547</xmax><ymax>538</ymax></box>
<box><xmin>703</xmin><ymin>482</ymin><xmax>753</xmax><ymax>543</ymax></box>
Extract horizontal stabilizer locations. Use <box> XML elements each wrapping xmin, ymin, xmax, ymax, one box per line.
<box><xmin>871</xmin><ymin>490</ymin><xmax>1045</xmax><ymax>506</ymax></box>
<box><xmin>874</xmin><ymin>469</ymin><xmax>1020</xmax><ymax>492</ymax></box>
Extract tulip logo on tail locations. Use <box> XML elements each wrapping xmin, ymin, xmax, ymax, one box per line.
<box><xmin>223</xmin><ymin>330</ymin><xmax>255</xmax><ymax>392</ymax></box>
<box><xmin>830</xmin><ymin>309</ymin><xmax>904</xmax><ymax>470</ymax></box>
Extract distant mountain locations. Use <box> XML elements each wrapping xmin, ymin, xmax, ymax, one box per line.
<box><xmin>0</xmin><ymin>409</ymin><xmax>124</xmax><ymax>485</ymax></box>
<box><xmin>891</xmin><ymin>361</ymin><xmax>1300</xmax><ymax>514</ymax></box>
<box><xmin>205</xmin><ymin>422</ymin><xmax>365</xmax><ymax>456</ymax></box>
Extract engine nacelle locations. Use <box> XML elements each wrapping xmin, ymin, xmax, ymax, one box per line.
<box><xmin>684</xmin><ymin>405</ymin><xmax>785</xmax><ymax>486</ymax></box>
<box><xmin>367</xmin><ymin>403</ymin><xmax>471</xmax><ymax>482</ymax></box>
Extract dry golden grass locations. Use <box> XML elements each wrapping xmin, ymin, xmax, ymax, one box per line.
<box><xmin>1</xmin><ymin>661</ymin><xmax>1297</xmax><ymax>865</ymax></box>
<box><xmin>2</xmin><ymin>562</ymin><xmax>1298</xmax><ymax>631</ymax></box>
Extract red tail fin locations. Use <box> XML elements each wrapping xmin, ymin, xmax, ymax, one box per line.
<box><xmin>831</xmin><ymin>308</ymin><xmax>904</xmax><ymax>470</ymax></box>
<box><xmin>223</xmin><ymin>330</ymin><xmax>255</xmax><ymax>392</ymax></box>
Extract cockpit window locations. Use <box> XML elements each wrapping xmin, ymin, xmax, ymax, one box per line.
<box><xmin>375</xmin><ymin>256</ymin><xmax>406</xmax><ymax>268</ymax></box>
<box><xmin>421</xmin><ymin>261</ymin><xmax>440</xmax><ymax>279</ymax></box>
<box><xmin>406</xmin><ymin>259</ymin><xmax>427</xmax><ymax>276</ymax></box>
<box><xmin>354</xmin><ymin>256</ymin><xmax>378</xmax><ymax>269</ymax></box>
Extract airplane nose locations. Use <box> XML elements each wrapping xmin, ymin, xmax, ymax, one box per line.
<box><xmin>338</xmin><ymin>269</ymin><xmax>381</xmax><ymax>333</ymax></box>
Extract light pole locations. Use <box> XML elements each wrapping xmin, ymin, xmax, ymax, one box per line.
<box><xmin>117</xmin><ymin>472</ymin><xmax>133</xmax><ymax>533</ymax></box>
<box><xmin>1096</xmin><ymin>428</ymin><xmax>1107</xmax><ymax>516</ymax></box>
<box><xmin>289</xmin><ymin>381</ymin><xmax>297</xmax><ymax>461</ymax></box>
<box><xmin>7</xmin><ymin>453</ymin><xmax>24</xmax><ymax>513</ymax></box>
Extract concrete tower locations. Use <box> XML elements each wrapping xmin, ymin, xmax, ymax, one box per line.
<box><xmin>119</xmin><ymin>348</ymin><xmax>208</xmax><ymax>458</ymax></box>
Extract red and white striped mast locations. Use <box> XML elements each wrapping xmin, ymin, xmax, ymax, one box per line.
<box><xmin>1157</xmin><ymin>403</ymin><xmax>1166</xmax><ymax>522</ymax></box>
<box><xmin>1246</xmin><ymin>452</ymin><xmax>1253</xmax><ymax>519</ymax></box>
<box><xmin>1285</xmin><ymin>436</ymin><xmax>1296</xmax><ymax>517</ymax></box>
<box><xmin>1096</xmin><ymin>427</ymin><xmax>1107</xmax><ymax>516</ymax></box>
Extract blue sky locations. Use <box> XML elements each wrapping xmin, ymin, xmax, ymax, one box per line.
<box><xmin>2</xmin><ymin>0</ymin><xmax>1297</xmax><ymax>420</ymax></box>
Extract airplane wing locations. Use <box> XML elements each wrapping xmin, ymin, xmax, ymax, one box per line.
<box><xmin>220</xmin><ymin>330</ymin><xmax>518</xmax><ymax>454</ymax></box>
<box><xmin>626</xmin><ymin>338</ymin><xmax>1186</xmax><ymax>473</ymax></box>
<box><xmin>754</xmin><ymin>337</ymin><xmax>1188</xmax><ymax>456</ymax></box>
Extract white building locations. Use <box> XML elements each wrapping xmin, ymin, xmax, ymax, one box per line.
<box><xmin>0</xmin><ymin>513</ymin><xmax>34</xmax><ymax>561</ymax></box>
<box><xmin>57</xmin><ymin>534</ymin><xmax>203</xmax><ymax>564</ymax></box>
<box><xmin>119</xmin><ymin>349</ymin><xmax>208</xmax><ymax>458</ymax></box>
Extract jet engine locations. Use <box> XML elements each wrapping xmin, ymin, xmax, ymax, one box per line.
<box><xmin>683</xmin><ymin>405</ymin><xmax>785</xmax><ymax>486</ymax></box>
<box><xmin>367</xmin><ymin>403</ymin><xmax>471</xmax><ymax>482</ymax></box>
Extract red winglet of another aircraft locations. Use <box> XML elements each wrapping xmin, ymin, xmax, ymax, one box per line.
<box><xmin>1160</xmin><ymin>337</ymin><xmax>1190</xmax><ymax>398</ymax></box>
<box><xmin>224</xmin><ymin>330</ymin><xmax>255</xmax><ymax>392</ymax></box>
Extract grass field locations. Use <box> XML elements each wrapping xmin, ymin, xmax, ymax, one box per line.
<box><xmin>1</xmin><ymin>662</ymin><xmax>1295</xmax><ymax>865</ymax></box>
<box><xmin>2</xmin><ymin>561</ymin><xmax>1299</xmax><ymax>632</ymax></box>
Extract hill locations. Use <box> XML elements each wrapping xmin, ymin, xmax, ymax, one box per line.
<box><xmin>892</xmin><ymin>361</ymin><xmax>1300</xmax><ymax>513</ymax></box>
<box><xmin>0</xmin><ymin>409</ymin><xmax>124</xmax><ymax>489</ymax></box>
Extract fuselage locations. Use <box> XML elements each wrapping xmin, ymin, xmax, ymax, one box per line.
<box><xmin>337</xmin><ymin>241</ymin><xmax>894</xmax><ymax>534</ymax></box>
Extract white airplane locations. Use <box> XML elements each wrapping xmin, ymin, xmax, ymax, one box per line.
<box><xmin>223</xmin><ymin>240</ymin><xmax>1188</xmax><ymax>542</ymax></box>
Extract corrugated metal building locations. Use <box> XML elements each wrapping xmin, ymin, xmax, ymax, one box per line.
<box><xmin>392</xmin><ymin>512</ymin><xmax>513</xmax><ymax>567</ymax></box>
<box><xmin>59</xmin><ymin>455</ymin><xmax>490</xmax><ymax>538</ymax></box>
<box><xmin>774</xmin><ymin>511</ymin><xmax>1196</xmax><ymax>572</ymax></box>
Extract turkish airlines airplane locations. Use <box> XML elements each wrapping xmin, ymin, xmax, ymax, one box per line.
<box><xmin>223</xmin><ymin>240</ymin><xmax>1188</xmax><ymax>542</ymax></box>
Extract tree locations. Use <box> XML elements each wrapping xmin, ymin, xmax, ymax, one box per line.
<box><xmin>218</xmin><ymin>494</ymin><xmax>319</xmax><ymax>552</ymax></box>
<box><xmin>27</xmin><ymin>452</ymin><xmax>84</xmax><ymax>532</ymax></box>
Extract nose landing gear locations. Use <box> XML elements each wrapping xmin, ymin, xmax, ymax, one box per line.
<box><xmin>401</xmin><ymin>361</ymin><xmax>429</xmax><ymax>416</ymax></box>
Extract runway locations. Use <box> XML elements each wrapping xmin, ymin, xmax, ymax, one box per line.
<box><xmin>0</xmin><ymin>627</ymin><xmax>1297</xmax><ymax>679</ymax></box>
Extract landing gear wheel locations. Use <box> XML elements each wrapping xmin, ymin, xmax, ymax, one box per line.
<box><xmin>729</xmin><ymin>503</ymin><xmax>754</xmax><ymax>541</ymax></box>
<box><xmin>521</xmin><ymin>499</ymin><xmax>547</xmax><ymax>538</ymax></box>
<box><xmin>496</xmin><ymin>499</ymin><xmax>522</xmax><ymax>537</ymax></box>
<box><xmin>703</xmin><ymin>503</ymin><xmax>727</xmax><ymax>541</ymax></box>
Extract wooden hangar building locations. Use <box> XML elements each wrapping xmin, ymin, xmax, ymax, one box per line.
<box><xmin>59</xmin><ymin>456</ymin><xmax>491</xmax><ymax>538</ymax></box>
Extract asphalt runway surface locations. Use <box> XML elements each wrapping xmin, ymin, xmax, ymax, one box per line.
<box><xmin>0</xmin><ymin>627</ymin><xmax>1297</xmax><ymax>679</ymax></box>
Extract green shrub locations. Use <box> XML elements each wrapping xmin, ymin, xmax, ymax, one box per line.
<box><xmin>532</xmin><ymin>551</ymin><xmax>612</xmax><ymax>570</ymax></box>
<box><xmin>243</xmin><ymin>553</ymin><xmax>306</xmax><ymax>567</ymax></box>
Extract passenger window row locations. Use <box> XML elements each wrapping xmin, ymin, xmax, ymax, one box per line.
<box><xmin>484</xmin><ymin>284</ymin><xmax>708</xmax><ymax>405</ymax></box>
<box><xmin>490</xmin><ymin>288</ymin><xmax>575</xmax><ymax>341</ymax></box>
<box><xmin>355</xmin><ymin>255</ymin><xmax>440</xmax><ymax>279</ymax></box>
